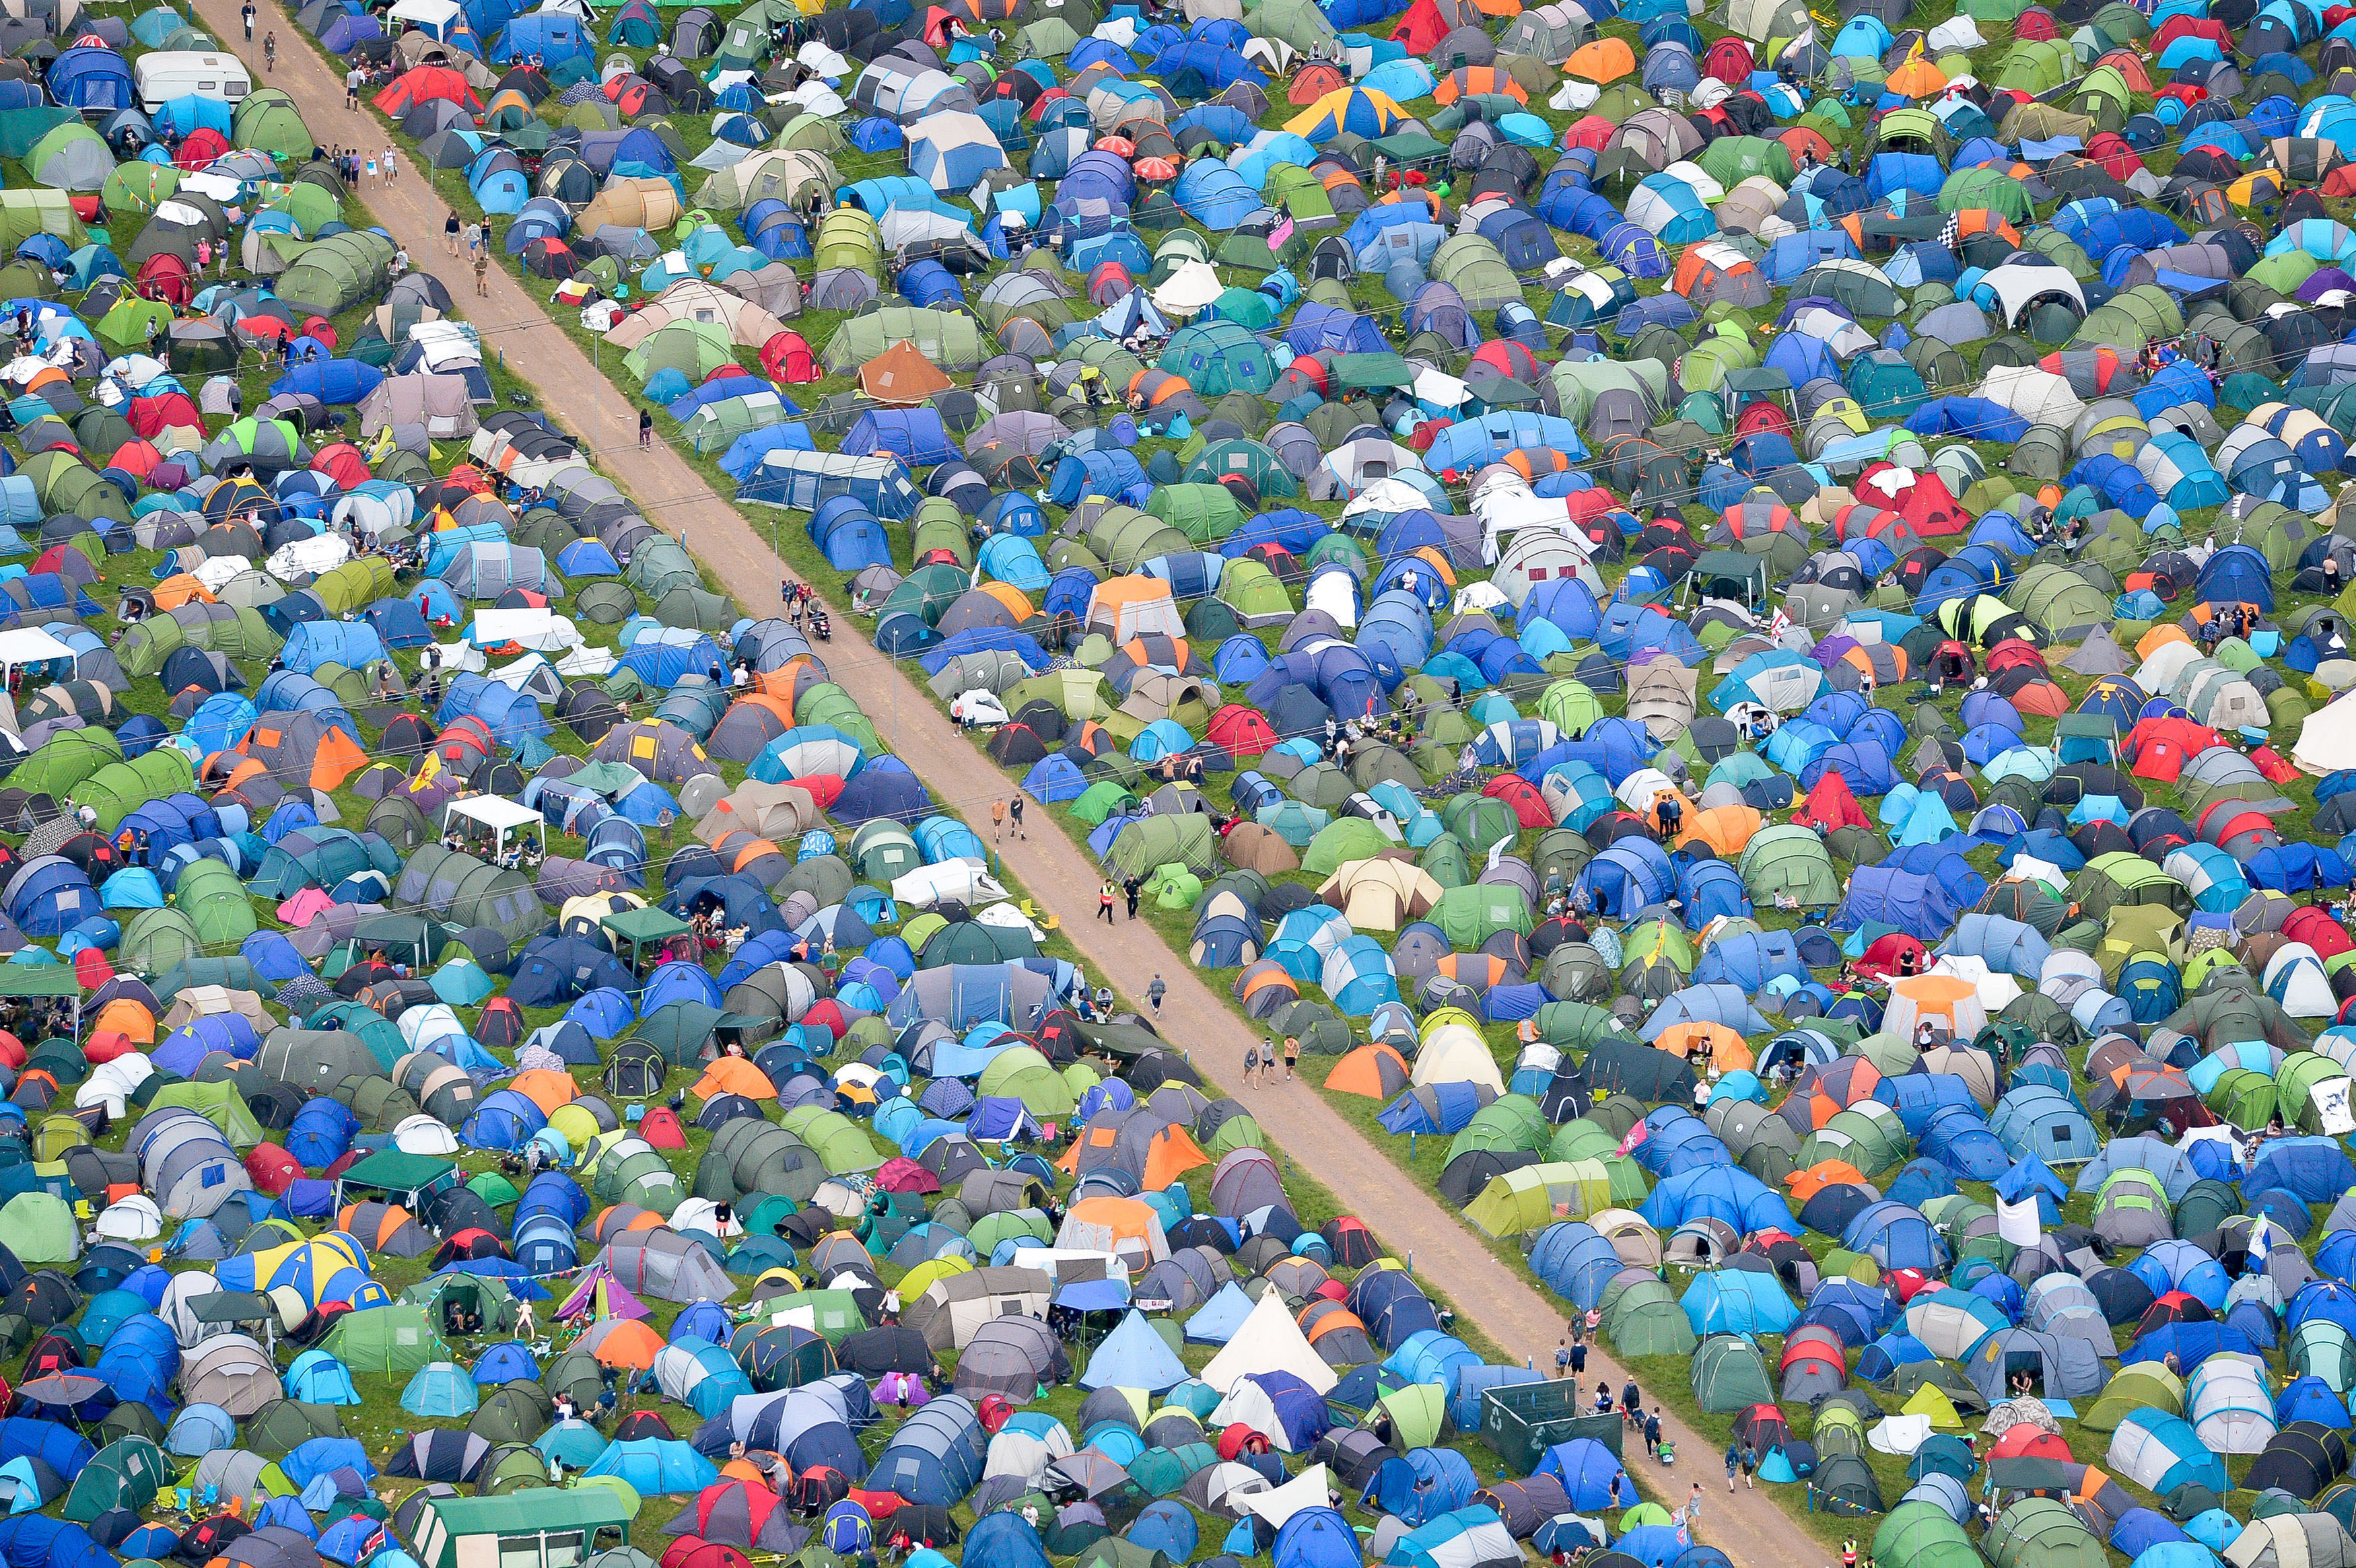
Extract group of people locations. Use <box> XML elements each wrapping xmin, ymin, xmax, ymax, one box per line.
<box><xmin>325</xmin><ymin>137</ymin><xmax>400</xmax><ymax>188</ymax></box>
<box><xmin>1243</xmin><ymin>1032</ymin><xmax>1296</xmax><ymax>1085</ymax></box>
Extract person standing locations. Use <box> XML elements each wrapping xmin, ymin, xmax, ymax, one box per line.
<box><xmin>1282</xmin><ymin>1034</ymin><xmax>1298</xmax><ymax>1081</ymax></box>
<box><xmin>445</xmin><ymin>209</ymin><xmax>462</xmax><ymax>256</ymax></box>
<box><xmin>639</xmin><ymin>408</ymin><xmax>654</xmax><ymax>448</ymax></box>
<box><xmin>992</xmin><ymin>798</ymin><xmax>1007</xmax><ymax>842</ymax></box>
<box><xmin>1008</xmin><ymin>795</ymin><xmax>1025</xmax><ymax>839</ymax></box>
<box><xmin>1644</xmin><ymin>1406</ymin><xmax>1663</xmax><ymax>1458</ymax></box>
<box><xmin>473</xmin><ymin>246</ymin><xmax>489</xmax><ymax>297</ymax></box>
<box><xmin>346</xmin><ymin>65</ymin><xmax>363</xmax><ymax>109</ymax></box>
<box><xmin>1123</xmin><ymin>875</ymin><xmax>1141</xmax><ymax>919</ymax></box>
<box><xmin>1098</xmin><ymin>881</ymin><xmax>1115</xmax><ymax>925</ymax></box>
<box><xmin>243</xmin><ymin>1</ymin><xmax>255</xmax><ymax>39</ymax></box>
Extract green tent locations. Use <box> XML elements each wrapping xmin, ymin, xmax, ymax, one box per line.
<box><xmin>1987</xmin><ymin>1499</ymin><xmax>2104</xmax><ymax>1568</ymax></box>
<box><xmin>777</xmin><ymin>1106</ymin><xmax>886</xmax><ymax>1172</ymax></box>
<box><xmin>0</xmin><ymin>1190</ymin><xmax>77</xmax><ymax>1263</ymax></box>
<box><xmin>174</xmin><ymin>858</ymin><xmax>259</xmax><ymax>949</ymax></box>
<box><xmin>0</xmin><ymin>188</ymin><xmax>83</xmax><ymax>250</ymax></box>
<box><xmin>233</xmin><ymin>90</ymin><xmax>313</xmax><ymax>157</ymax></box>
<box><xmin>973</xmin><ymin>1048</ymin><xmax>1077</xmax><ymax>1120</ymax></box>
<box><xmin>147</xmin><ymin>1080</ymin><xmax>266</xmax><ymax>1149</ymax></box>
<box><xmin>13</xmin><ymin>725</ymin><xmax>121</xmax><ymax>796</ymax></box>
<box><xmin>1366</xmin><ymin>1384</ymin><xmax>1446</xmax><ymax>1451</ymax></box>
<box><xmin>96</xmin><ymin>293</ymin><xmax>174</xmax><ymax>353</ymax></box>
<box><xmin>1432</xmin><ymin>884</ymin><xmax>1533</xmax><ymax>949</ymax></box>
<box><xmin>275</xmin><ymin>230</ymin><xmax>395</xmax><ymax>316</ymax></box>
<box><xmin>1106</xmin><ymin>815</ymin><xmax>1218</xmax><ymax>878</ymax></box>
<box><xmin>819</xmin><ymin>306</ymin><xmax>984</xmax><ymax>373</ymax></box>
<box><xmin>321</xmin><ymin>1305</ymin><xmax>451</xmax><ymax>1375</ymax></box>
<box><xmin>1738</xmin><ymin>824</ymin><xmax>1842</xmax><ymax>905</ymax></box>
<box><xmin>1144</xmin><ymin>483</ymin><xmax>1244</xmax><ymax>545</ymax></box>
<box><xmin>63</xmin><ymin>1431</ymin><xmax>167</xmax><ymax>1516</ymax></box>
<box><xmin>118</xmin><ymin>906</ymin><xmax>205</xmax><ymax>972</ymax></box>
<box><xmin>1690</xmin><ymin>1335</ymin><xmax>1775</xmax><ymax>1412</ymax></box>
<box><xmin>1601</xmin><ymin>1279</ymin><xmax>1696</xmax><ymax>1356</ymax></box>
<box><xmin>1301</xmin><ymin>818</ymin><xmax>1392</xmax><ymax>876</ymax></box>
<box><xmin>623</xmin><ymin>319</ymin><xmax>736</xmax><ymax>384</ymax></box>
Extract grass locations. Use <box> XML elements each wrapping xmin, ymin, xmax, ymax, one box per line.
<box><xmin>238</xmin><ymin>5</ymin><xmax>2356</xmax><ymax>1559</ymax></box>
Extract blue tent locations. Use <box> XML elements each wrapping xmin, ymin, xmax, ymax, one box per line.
<box><xmin>582</xmin><ymin>1438</ymin><xmax>719</xmax><ymax>1495</ymax></box>
<box><xmin>1682</xmin><ymin>1270</ymin><xmax>1798</xmax><ymax>1335</ymax></box>
<box><xmin>1079</xmin><ymin>1311</ymin><xmax>1188</xmax><ymax>1393</ymax></box>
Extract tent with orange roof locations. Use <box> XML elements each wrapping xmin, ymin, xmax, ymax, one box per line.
<box><xmin>691</xmin><ymin>1057</ymin><xmax>778</xmax><ymax>1102</ymax></box>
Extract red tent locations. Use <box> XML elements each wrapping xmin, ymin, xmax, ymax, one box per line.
<box><xmin>1794</xmin><ymin>770</ymin><xmax>1869</xmax><ymax>834</ymax></box>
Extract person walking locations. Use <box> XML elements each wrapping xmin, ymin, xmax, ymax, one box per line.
<box><xmin>1098</xmin><ymin>881</ymin><xmax>1115</xmax><ymax>925</ymax></box>
<box><xmin>1686</xmin><ymin>1483</ymin><xmax>1703</xmax><ymax>1525</ymax></box>
<box><xmin>1644</xmin><ymin>1407</ymin><xmax>1663</xmax><ymax>1459</ymax></box>
<box><xmin>1724</xmin><ymin>1443</ymin><xmax>1741</xmax><ymax>1493</ymax></box>
<box><xmin>1739</xmin><ymin>1443</ymin><xmax>1756</xmax><ymax>1489</ymax></box>
<box><xmin>991</xmin><ymin>799</ymin><xmax>1007</xmax><ymax>843</ymax></box>
<box><xmin>473</xmin><ymin>246</ymin><xmax>489</xmax><ymax>297</ymax></box>
<box><xmin>1282</xmin><ymin>1034</ymin><xmax>1298</xmax><ymax>1081</ymax></box>
<box><xmin>1147</xmin><ymin>974</ymin><xmax>1165</xmax><ymax>1015</ymax></box>
<box><xmin>1008</xmin><ymin>795</ymin><xmax>1025</xmax><ymax>839</ymax></box>
<box><xmin>1569</xmin><ymin>1335</ymin><xmax>1587</xmax><ymax>1378</ymax></box>
<box><xmin>346</xmin><ymin>65</ymin><xmax>363</xmax><ymax>109</ymax></box>
<box><xmin>445</xmin><ymin>209</ymin><xmax>462</xmax><ymax>256</ymax></box>
<box><xmin>1123</xmin><ymin>875</ymin><xmax>1141</xmax><ymax>920</ymax></box>
<box><xmin>639</xmin><ymin>408</ymin><xmax>654</xmax><ymax>448</ymax></box>
<box><xmin>243</xmin><ymin>1</ymin><xmax>255</xmax><ymax>39</ymax></box>
<box><xmin>263</xmin><ymin>30</ymin><xmax>275</xmax><ymax>69</ymax></box>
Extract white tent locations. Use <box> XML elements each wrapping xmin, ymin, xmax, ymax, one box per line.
<box><xmin>1241</xmin><ymin>1466</ymin><xmax>1338</xmax><ymax>1527</ymax></box>
<box><xmin>1410</xmin><ymin>1023</ymin><xmax>1506</xmax><ymax>1094</ymax></box>
<box><xmin>1199</xmin><ymin>1289</ymin><xmax>1340</xmax><ymax>1396</ymax></box>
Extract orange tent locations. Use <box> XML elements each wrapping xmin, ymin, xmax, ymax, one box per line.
<box><xmin>1655</xmin><ymin>1021</ymin><xmax>1752</xmax><ymax>1072</ymax></box>
<box><xmin>1327</xmin><ymin>1044</ymin><xmax>1413</xmax><ymax>1100</ymax></box>
<box><xmin>1887</xmin><ymin>57</ymin><xmax>1947</xmax><ymax>96</ymax></box>
<box><xmin>90</xmin><ymin>997</ymin><xmax>154</xmax><ymax>1044</ymax></box>
<box><xmin>1676</xmin><ymin>804</ymin><xmax>1763</xmax><ymax>857</ymax></box>
<box><xmin>511</xmin><ymin>1069</ymin><xmax>582</xmax><ymax>1114</ymax></box>
<box><xmin>860</xmin><ymin>340</ymin><xmax>952</xmax><ymax>406</ymax></box>
<box><xmin>1140</xmin><ymin>1124</ymin><xmax>1212</xmax><ymax>1189</ymax></box>
<box><xmin>586</xmin><ymin>1318</ymin><xmax>666</xmax><ymax>1369</ymax></box>
<box><xmin>1785</xmin><ymin>1161</ymin><xmax>1870</xmax><ymax>1202</ymax></box>
<box><xmin>1564</xmin><ymin>37</ymin><xmax>1634</xmax><ymax>82</ymax></box>
<box><xmin>692</xmin><ymin>1057</ymin><xmax>779</xmax><ymax>1101</ymax></box>
<box><xmin>151</xmin><ymin>574</ymin><xmax>216</xmax><ymax>609</ymax></box>
<box><xmin>1434</xmin><ymin>66</ymin><xmax>1527</xmax><ymax>104</ymax></box>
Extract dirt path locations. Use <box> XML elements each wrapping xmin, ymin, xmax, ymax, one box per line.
<box><xmin>215</xmin><ymin>13</ymin><xmax>1817</xmax><ymax>1559</ymax></box>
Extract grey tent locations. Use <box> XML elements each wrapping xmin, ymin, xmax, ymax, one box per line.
<box><xmin>596</xmin><ymin>1228</ymin><xmax>737</xmax><ymax>1303</ymax></box>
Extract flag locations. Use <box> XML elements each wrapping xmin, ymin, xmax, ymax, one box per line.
<box><xmin>1768</xmin><ymin>607</ymin><xmax>1793</xmax><ymax>641</ymax></box>
<box><xmin>2250</xmin><ymin>1217</ymin><xmax>2272</xmax><ymax>1275</ymax></box>
<box><xmin>1268</xmin><ymin>217</ymin><xmax>1295</xmax><ymax>253</ymax></box>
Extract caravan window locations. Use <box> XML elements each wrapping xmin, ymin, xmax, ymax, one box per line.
<box><xmin>499</xmin><ymin>1539</ymin><xmax>540</xmax><ymax>1568</ymax></box>
<box><xmin>543</xmin><ymin>1533</ymin><xmax>584</xmax><ymax>1568</ymax></box>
